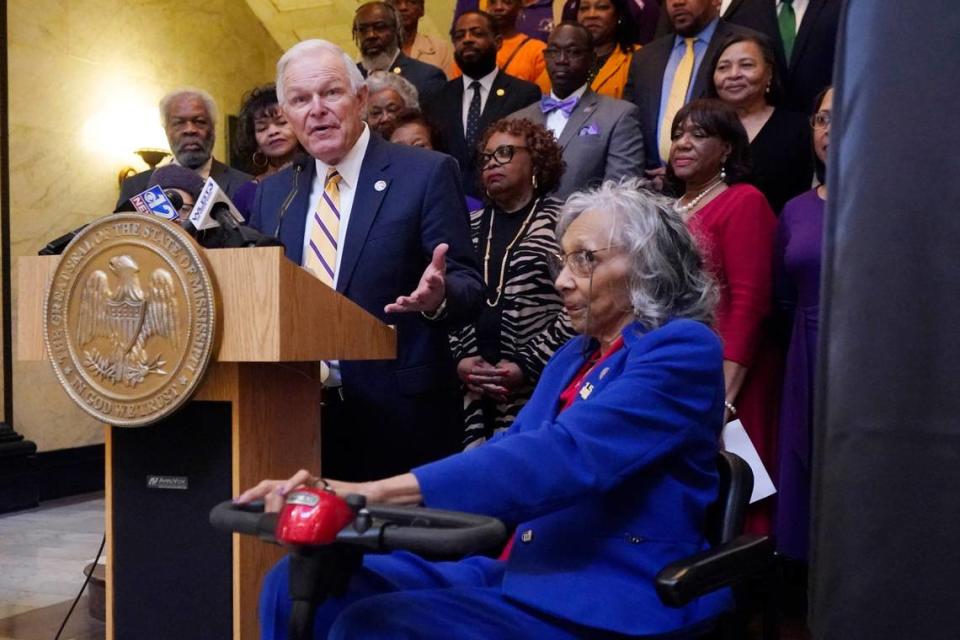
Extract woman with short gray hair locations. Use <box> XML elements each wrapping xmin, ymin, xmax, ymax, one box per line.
<box><xmin>555</xmin><ymin>178</ymin><xmax>717</xmax><ymax>333</ymax></box>
<box><xmin>363</xmin><ymin>71</ymin><xmax>420</xmax><ymax>135</ymax></box>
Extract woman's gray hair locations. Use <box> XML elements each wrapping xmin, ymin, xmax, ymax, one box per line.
<box><xmin>363</xmin><ymin>71</ymin><xmax>420</xmax><ymax>114</ymax></box>
<box><xmin>556</xmin><ymin>178</ymin><xmax>718</xmax><ymax>329</ymax></box>
<box><xmin>159</xmin><ymin>88</ymin><xmax>218</xmax><ymax>128</ymax></box>
<box><xmin>276</xmin><ymin>39</ymin><xmax>366</xmax><ymax>106</ymax></box>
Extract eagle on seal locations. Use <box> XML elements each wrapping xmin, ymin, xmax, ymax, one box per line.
<box><xmin>76</xmin><ymin>254</ymin><xmax>180</xmax><ymax>385</ymax></box>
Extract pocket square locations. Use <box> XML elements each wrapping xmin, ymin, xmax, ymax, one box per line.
<box><xmin>579</xmin><ymin>122</ymin><xmax>600</xmax><ymax>136</ymax></box>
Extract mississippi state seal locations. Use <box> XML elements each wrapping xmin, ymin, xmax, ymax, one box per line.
<box><xmin>44</xmin><ymin>214</ymin><xmax>217</xmax><ymax>426</ymax></box>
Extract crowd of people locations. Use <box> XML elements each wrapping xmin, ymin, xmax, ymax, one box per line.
<box><xmin>116</xmin><ymin>0</ymin><xmax>841</xmax><ymax>634</ymax></box>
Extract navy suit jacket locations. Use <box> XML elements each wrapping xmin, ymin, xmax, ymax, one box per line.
<box><xmin>414</xmin><ymin>318</ymin><xmax>733</xmax><ymax>635</ymax></box>
<box><xmin>625</xmin><ymin>20</ymin><xmax>761</xmax><ymax>168</ymax></box>
<box><xmin>248</xmin><ymin>136</ymin><xmax>484</xmax><ymax>476</ymax></box>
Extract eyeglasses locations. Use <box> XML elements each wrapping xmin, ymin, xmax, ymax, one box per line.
<box><xmin>478</xmin><ymin>144</ymin><xmax>529</xmax><ymax>168</ymax></box>
<box><xmin>810</xmin><ymin>110</ymin><xmax>832</xmax><ymax>129</ymax></box>
<box><xmin>547</xmin><ymin>246</ymin><xmax>622</xmax><ymax>278</ymax></box>
<box><xmin>543</xmin><ymin>46</ymin><xmax>590</xmax><ymax>61</ymax></box>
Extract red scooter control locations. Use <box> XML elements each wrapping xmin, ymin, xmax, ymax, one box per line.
<box><xmin>275</xmin><ymin>487</ymin><xmax>355</xmax><ymax>545</ymax></box>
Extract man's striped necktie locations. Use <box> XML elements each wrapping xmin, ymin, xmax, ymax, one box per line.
<box><xmin>304</xmin><ymin>168</ymin><xmax>342</xmax><ymax>287</ymax></box>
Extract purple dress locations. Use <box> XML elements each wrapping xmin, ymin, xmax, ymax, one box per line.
<box><xmin>773</xmin><ymin>188</ymin><xmax>824</xmax><ymax>560</ymax></box>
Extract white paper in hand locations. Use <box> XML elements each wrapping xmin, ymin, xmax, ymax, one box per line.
<box><xmin>721</xmin><ymin>418</ymin><xmax>776</xmax><ymax>504</ymax></box>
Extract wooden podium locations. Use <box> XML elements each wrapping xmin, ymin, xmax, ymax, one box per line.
<box><xmin>17</xmin><ymin>247</ymin><xmax>396</xmax><ymax>640</ymax></box>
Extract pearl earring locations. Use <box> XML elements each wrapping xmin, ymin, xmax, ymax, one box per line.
<box><xmin>720</xmin><ymin>166</ymin><xmax>727</xmax><ymax>181</ymax></box>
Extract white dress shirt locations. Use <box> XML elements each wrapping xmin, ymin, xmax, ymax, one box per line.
<box><xmin>301</xmin><ymin>124</ymin><xmax>372</xmax><ymax>387</ymax></box>
<box><xmin>461</xmin><ymin>67</ymin><xmax>500</xmax><ymax>134</ymax></box>
<box><xmin>544</xmin><ymin>84</ymin><xmax>589</xmax><ymax>140</ymax></box>
<box><xmin>777</xmin><ymin>0</ymin><xmax>809</xmax><ymax>31</ymax></box>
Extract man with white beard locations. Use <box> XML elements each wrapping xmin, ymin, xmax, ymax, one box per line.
<box><xmin>353</xmin><ymin>1</ymin><xmax>447</xmax><ymax>102</ymax></box>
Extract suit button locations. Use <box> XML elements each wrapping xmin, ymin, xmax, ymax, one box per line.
<box><xmin>624</xmin><ymin>533</ymin><xmax>643</xmax><ymax>544</ymax></box>
<box><xmin>520</xmin><ymin>529</ymin><xmax>534</xmax><ymax>543</ymax></box>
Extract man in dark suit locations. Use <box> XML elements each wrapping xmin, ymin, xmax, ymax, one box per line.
<box><xmin>425</xmin><ymin>10</ymin><xmax>541</xmax><ymax>201</ymax></box>
<box><xmin>354</xmin><ymin>2</ymin><xmax>447</xmax><ymax>102</ymax></box>
<box><xmin>510</xmin><ymin>22</ymin><xmax>644</xmax><ymax>198</ymax></box>
<box><xmin>657</xmin><ymin>0</ymin><xmax>840</xmax><ymax>113</ymax></box>
<box><xmin>116</xmin><ymin>88</ymin><xmax>250</xmax><ymax>209</ymax></box>
<box><xmin>248</xmin><ymin>39</ymin><xmax>484</xmax><ymax>481</ymax></box>
<box><xmin>625</xmin><ymin>0</ymin><xmax>758</xmax><ymax>170</ymax></box>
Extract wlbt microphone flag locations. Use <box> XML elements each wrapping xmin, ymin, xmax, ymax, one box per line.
<box><xmin>130</xmin><ymin>185</ymin><xmax>180</xmax><ymax>220</ymax></box>
<box><xmin>187</xmin><ymin>177</ymin><xmax>245</xmax><ymax>231</ymax></box>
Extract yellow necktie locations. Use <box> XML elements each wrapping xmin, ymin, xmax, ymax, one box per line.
<box><xmin>659</xmin><ymin>38</ymin><xmax>696</xmax><ymax>164</ymax></box>
<box><xmin>303</xmin><ymin>168</ymin><xmax>342</xmax><ymax>287</ymax></box>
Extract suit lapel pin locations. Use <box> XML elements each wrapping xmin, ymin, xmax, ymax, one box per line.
<box><xmin>579</xmin><ymin>382</ymin><xmax>594</xmax><ymax>400</ymax></box>
<box><xmin>374</xmin><ymin>180</ymin><xmax>387</xmax><ymax>192</ymax></box>
<box><xmin>496</xmin><ymin>88</ymin><xmax>505</xmax><ymax>97</ymax></box>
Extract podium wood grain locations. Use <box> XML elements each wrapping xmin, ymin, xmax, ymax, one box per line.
<box><xmin>17</xmin><ymin>246</ymin><xmax>396</xmax><ymax>640</ymax></box>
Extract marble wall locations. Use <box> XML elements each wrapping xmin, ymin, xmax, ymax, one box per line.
<box><xmin>7</xmin><ymin>1</ymin><xmax>282</xmax><ymax>451</ymax></box>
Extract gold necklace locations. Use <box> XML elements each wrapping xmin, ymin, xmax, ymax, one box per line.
<box><xmin>483</xmin><ymin>197</ymin><xmax>541</xmax><ymax>308</ymax></box>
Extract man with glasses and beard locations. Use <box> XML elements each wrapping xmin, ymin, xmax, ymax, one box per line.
<box><xmin>425</xmin><ymin>10</ymin><xmax>541</xmax><ymax>203</ymax></box>
<box><xmin>510</xmin><ymin>22</ymin><xmax>644</xmax><ymax>198</ymax></box>
<box><xmin>354</xmin><ymin>1</ymin><xmax>447</xmax><ymax>102</ymax></box>
<box><xmin>116</xmin><ymin>88</ymin><xmax>250</xmax><ymax>209</ymax></box>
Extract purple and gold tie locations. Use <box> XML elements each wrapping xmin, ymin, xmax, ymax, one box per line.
<box><xmin>303</xmin><ymin>168</ymin><xmax>341</xmax><ymax>287</ymax></box>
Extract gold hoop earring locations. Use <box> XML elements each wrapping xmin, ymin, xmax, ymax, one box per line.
<box><xmin>252</xmin><ymin>150</ymin><xmax>268</xmax><ymax>169</ymax></box>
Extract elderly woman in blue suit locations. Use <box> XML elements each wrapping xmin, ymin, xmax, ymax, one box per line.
<box><xmin>239</xmin><ymin>179</ymin><xmax>732</xmax><ymax>638</ymax></box>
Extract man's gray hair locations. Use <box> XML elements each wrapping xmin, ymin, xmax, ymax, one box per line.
<box><xmin>363</xmin><ymin>71</ymin><xmax>420</xmax><ymax>114</ymax></box>
<box><xmin>159</xmin><ymin>88</ymin><xmax>218</xmax><ymax>128</ymax></box>
<box><xmin>556</xmin><ymin>179</ymin><xmax>718</xmax><ymax>329</ymax></box>
<box><xmin>276</xmin><ymin>39</ymin><xmax>366</xmax><ymax>106</ymax></box>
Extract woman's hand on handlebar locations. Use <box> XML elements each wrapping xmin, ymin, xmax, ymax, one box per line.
<box><xmin>235</xmin><ymin>469</ymin><xmax>321</xmax><ymax>512</ymax></box>
<box><xmin>236</xmin><ymin>470</ymin><xmax>424</xmax><ymax>511</ymax></box>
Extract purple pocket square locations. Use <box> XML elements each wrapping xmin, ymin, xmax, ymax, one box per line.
<box><xmin>579</xmin><ymin>122</ymin><xmax>600</xmax><ymax>136</ymax></box>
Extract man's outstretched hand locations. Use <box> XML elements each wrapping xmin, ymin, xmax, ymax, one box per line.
<box><xmin>384</xmin><ymin>243</ymin><xmax>448</xmax><ymax>314</ymax></box>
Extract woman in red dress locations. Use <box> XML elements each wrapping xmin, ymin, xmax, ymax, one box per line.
<box><xmin>666</xmin><ymin>98</ymin><xmax>780</xmax><ymax>533</ymax></box>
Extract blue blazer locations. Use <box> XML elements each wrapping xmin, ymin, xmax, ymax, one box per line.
<box><xmin>248</xmin><ymin>136</ymin><xmax>484</xmax><ymax>476</ymax></box>
<box><xmin>414</xmin><ymin>318</ymin><xmax>733</xmax><ymax>636</ymax></box>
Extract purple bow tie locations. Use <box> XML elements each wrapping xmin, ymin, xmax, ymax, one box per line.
<box><xmin>540</xmin><ymin>95</ymin><xmax>579</xmax><ymax>116</ymax></box>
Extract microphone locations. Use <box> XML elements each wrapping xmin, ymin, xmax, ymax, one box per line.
<box><xmin>129</xmin><ymin>185</ymin><xmax>181</xmax><ymax>221</ymax></box>
<box><xmin>181</xmin><ymin>178</ymin><xmax>282</xmax><ymax>249</ymax></box>
<box><xmin>183</xmin><ymin>177</ymin><xmax>245</xmax><ymax>235</ymax></box>
<box><xmin>273</xmin><ymin>155</ymin><xmax>309</xmax><ymax>238</ymax></box>
<box><xmin>164</xmin><ymin>190</ymin><xmax>184</xmax><ymax>212</ymax></box>
<box><xmin>38</xmin><ymin>189</ymin><xmax>189</xmax><ymax>255</ymax></box>
<box><xmin>39</xmin><ymin>226</ymin><xmax>88</xmax><ymax>256</ymax></box>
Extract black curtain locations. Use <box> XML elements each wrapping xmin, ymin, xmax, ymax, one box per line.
<box><xmin>811</xmin><ymin>1</ymin><xmax>960</xmax><ymax>637</ymax></box>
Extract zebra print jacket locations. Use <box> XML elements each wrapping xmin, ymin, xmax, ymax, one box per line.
<box><xmin>450</xmin><ymin>198</ymin><xmax>576</xmax><ymax>445</ymax></box>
